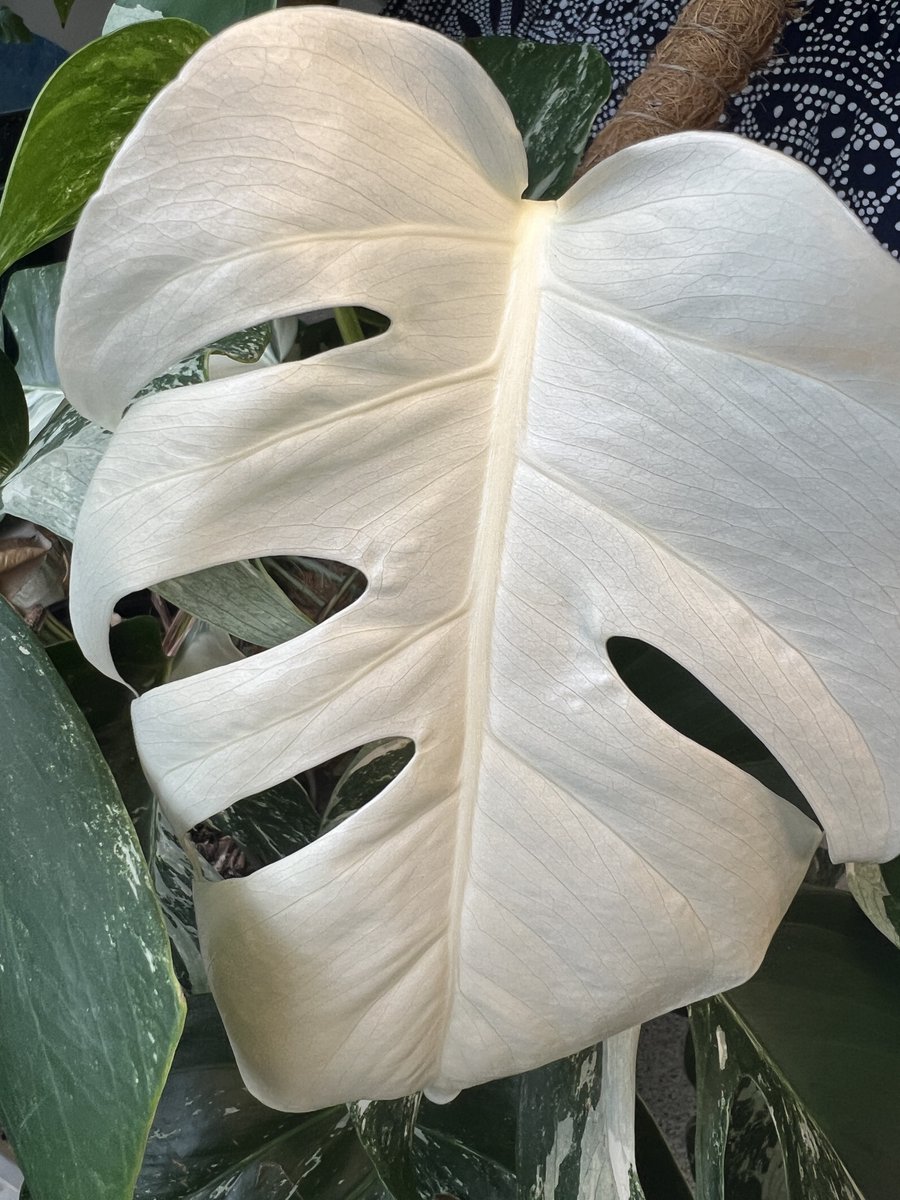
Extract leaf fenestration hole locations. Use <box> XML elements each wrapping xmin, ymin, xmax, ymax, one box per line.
<box><xmin>189</xmin><ymin>738</ymin><xmax>415</xmax><ymax>881</ymax></box>
<box><xmin>295</xmin><ymin>306</ymin><xmax>391</xmax><ymax>360</ymax></box>
<box><xmin>153</xmin><ymin>557</ymin><xmax>367</xmax><ymax>672</ymax></box>
<box><xmin>134</xmin><ymin>306</ymin><xmax>390</xmax><ymax>398</ymax></box>
<box><xmin>606</xmin><ymin>637</ymin><xmax>818</xmax><ymax>826</ymax></box>
<box><xmin>724</xmin><ymin>1077</ymin><xmax>786</xmax><ymax>1200</ymax></box>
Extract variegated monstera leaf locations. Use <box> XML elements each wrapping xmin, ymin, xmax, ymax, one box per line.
<box><xmin>58</xmin><ymin>7</ymin><xmax>900</xmax><ymax>1112</ymax></box>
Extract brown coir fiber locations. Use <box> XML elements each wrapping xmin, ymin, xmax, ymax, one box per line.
<box><xmin>577</xmin><ymin>0</ymin><xmax>802</xmax><ymax>175</ymax></box>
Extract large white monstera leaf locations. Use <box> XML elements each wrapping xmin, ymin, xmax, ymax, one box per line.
<box><xmin>58</xmin><ymin>7</ymin><xmax>900</xmax><ymax>1112</ymax></box>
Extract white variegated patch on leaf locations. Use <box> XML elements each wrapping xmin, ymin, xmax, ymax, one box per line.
<box><xmin>58</xmin><ymin>7</ymin><xmax>900</xmax><ymax>1113</ymax></box>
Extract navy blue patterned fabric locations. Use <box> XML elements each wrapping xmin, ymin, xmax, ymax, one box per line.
<box><xmin>381</xmin><ymin>0</ymin><xmax>900</xmax><ymax>255</ymax></box>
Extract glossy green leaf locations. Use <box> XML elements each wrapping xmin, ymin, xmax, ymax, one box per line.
<box><xmin>134</xmin><ymin>320</ymin><xmax>282</xmax><ymax>398</ymax></box>
<box><xmin>3</xmin><ymin>422</ymin><xmax>108</xmax><ymax>538</ymax></box>
<box><xmin>518</xmin><ymin>1032</ymin><xmax>644</xmax><ymax>1200</ymax></box>
<box><xmin>465</xmin><ymin>37</ymin><xmax>611</xmax><ymax>199</ymax></box>
<box><xmin>321</xmin><ymin>737</ymin><xmax>415</xmax><ymax>833</ymax></box>
<box><xmin>0</xmin><ymin>599</ymin><xmax>184</xmax><ymax>1200</ymax></box>
<box><xmin>7</xmin><ymin>397</ymin><xmax>86</xmax><ymax>473</ymax></box>
<box><xmin>428</xmin><ymin>1080</ymin><xmax>519</xmax><ymax>1171</ymax></box>
<box><xmin>0</xmin><ymin>19</ymin><xmax>207</xmax><ymax>276</ymax></box>
<box><xmin>352</xmin><ymin>1096</ymin><xmax>421</xmax><ymax>1200</ymax></box>
<box><xmin>216</xmin><ymin>777</ymin><xmax>319</xmax><ymax>868</ymax></box>
<box><xmin>355</xmin><ymin>1093</ymin><xmax>516</xmax><ymax>1200</ymax></box>
<box><xmin>137</xmin><ymin>994</ymin><xmax>381</xmax><ymax>1200</ymax></box>
<box><xmin>1</xmin><ymin>264</ymin><xmax>66</xmax><ymax>441</ymax></box>
<box><xmin>692</xmin><ymin>889</ymin><xmax>900</xmax><ymax>1200</ymax></box>
<box><xmin>414</xmin><ymin>1127</ymin><xmax>517</xmax><ymax>1199</ymax></box>
<box><xmin>355</xmin><ymin>1073</ymin><xmax>522</xmax><ymax>1200</ymax></box>
<box><xmin>4</xmin><ymin>265</ymin><xmax>61</xmax><ymax>387</ymax></box>
<box><xmin>105</xmin><ymin>0</ymin><xmax>276</xmax><ymax>37</ymax></box>
<box><xmin>154</xmin><ymin>812</ymin><xmax>208</xmax><ymax>993</ymax></box>
<box><xmin>0</xmin><ymin>5</ymin><xmax>32</xmax><ymax>43</ymax></box>
<box><xmin>47</xmin><ymin>616</ymin><xmax>168</xmax><ymax>853</ymax></box>
<box><xmin>0</xmin><ymin>349</ymin><xmax>28</xmax><ymax>480</ymax></box>
<box><xmin>158</xmin><ymin>559</ymin><xmax>313</xmax><ymax>648</ymax></box>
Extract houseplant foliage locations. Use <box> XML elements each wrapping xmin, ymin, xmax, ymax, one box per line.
<box><xmin>0</xmin><ymin>602</ymin><xmax>184</xmax><ymax>1200</ymax></box>
<box><xmin>691</xmin><ymin>889</ymin><xmax>900</xmax><ymax>1200</ymax></box>
<box><xmin>56</xmin><ymin>0</ymin><xmax>900</xmax><ymax>1120</ymax></box>
<box><xmin>0</xmin><ymin>17</ymin><xmax>208</xmax><ymax>277</ymax></box>
<box><xmin>3</xmin><ymin>3</ymin><xmax>900</xmax><ymax>1198</ymax></box>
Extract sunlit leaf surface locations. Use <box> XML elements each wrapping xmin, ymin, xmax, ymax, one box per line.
<box><xmin>58</xmin><ymin>9</ymin><xmax>900</xmax><ymax>1111</ymax></box>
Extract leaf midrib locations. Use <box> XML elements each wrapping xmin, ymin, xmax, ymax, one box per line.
<box><xmin>434</xmin><ymin>198</ymin><xmax>556</xmax><ymax>1090</ymax></box>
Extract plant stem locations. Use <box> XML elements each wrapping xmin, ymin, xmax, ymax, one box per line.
<box><xmin>334</xmin><ymin>306</ymin><xmax>365</xmax><ymax>345</ymax></box>
<box><xmin>37</xmin><ymin>609</ymin><xmax>72</xmax><ymax>645</ymax></box>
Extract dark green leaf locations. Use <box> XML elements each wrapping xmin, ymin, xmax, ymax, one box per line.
<box><xmin>0</xmin><ymin>5</ymin><xmax>32</xmax><ymax>43</ymax></box>
<box><xmin>0</xmin><ymin>348</ymin><xmax>28</xmax><ymax>479</ymax></box>
<box><xmin>53</xmin><ymin>0</ymin><xmax>77</xmax><ymax>25</ymax></box>
<box><xmin>353</xmin><ymin>1080</ymin><xmax>518</xmax><ymax>1200</ymax></box>
<box><xmin>0</xmin><ymin>19</ymin><xmax>208</xmax><ymax>276</ymax></box>
<box><xmin>414</xmin><ymin>1126</ymin><xmax>516</xmax><ymax>1200</ymax></box>
<box><xmin>465</xmin><ymin>38</ymin><xmax>611</xmax><ymax>200</ymax></box>
<box><xmin>519</xmin><ymin>1045</ymin><xmax>601</xmax><ymax>1200</ymax></box>
<box><xmin>321</xmin><ymin>737</ymin><xmax>415</xmax><ymax>832</ymax></box>
<box><xmin>47</xmin><ymin>617</ymin><xmax>168</xmax><ymax>853</ymax></box>
<box><xmin>134</xmin><ymin>320</ymin><xmax>276</xmax><ymax>398</ymax></box>
<box><xmin>217</xmin><ymin>777</ymin><xmax>319</xmax><ymax>869</ymax></box>
<box><xmin>157</xmin><ymin>558</ymin><xmax>314</xmax><ymax>649</ymax></box>
<box><xmin>297</xmin><ymin>313</ymin><xmax>347</xmax><ymax>359</ymax></box>
<box><xmin>105</xmin><ymin>0</ymin><xmax>276</xmax><ymax>37</ymax></box>
<box><xmin>518</xmin><ymin>1035</ymin><xmax>645</xmax><ymax>1200</ymax></box>
<box><xmin>0</xmin><ymin>599</ymin><xmax>184</xmax><ymax>1200</ymax></box>
<box><xmin>419</xmin><ymin>1076</ymin><xmax>519</xmax><ymax>1174</ymax></box>
<box><xmin>608</xmin><ymin>637</ymin><xmax>812</xmax><ymax>818</ymax></box>
<box><xmin>634</xmin><ymin>1098</ymin><xmax>692</xmax><ymax>1200</ymax></box>
<box><xmin>3</xmin><ymin>264</ymin><xmax>62</xmax><ymax>391</ymax></box>
<box><xmin>154</xmin><ymin>813</ymin><xmax>207</xmax><ymax>993</ymax></box>
<box><xmin>352</xmin><ymin>1096</ymin><xmax>421</xmax><ymax>1200</ymax></box>
<box><xmin>137</xmin><ymin>994</ymin><xmax>382</xmax><ymax>1200</ymax></box>
<box><xmin>56</xmin><ymin>612</ymin><xmax>168</xmax><ymax>698</ymax></box>
<box><xmin>692</xmin><ymin>889</ymin><xmax>900</xmax><ymax>1200</ymax></box>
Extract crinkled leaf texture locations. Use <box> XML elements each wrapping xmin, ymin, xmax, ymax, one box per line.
<box><xmin>58</xmin><ymin>7</ymin><xmax>900</xmax><ymax>1112</ymax></box>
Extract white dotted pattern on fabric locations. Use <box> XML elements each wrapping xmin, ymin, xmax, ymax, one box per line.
<box><xmin>382</xmin><ymin>0</ymin><xmax>900</xmax><ymax>255</ymax></box>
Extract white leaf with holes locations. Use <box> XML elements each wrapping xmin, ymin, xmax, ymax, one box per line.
<box><xmin>58</xmin><ymin>7</ymin><xmax>900</xmax><ymax>1113</ymax></box>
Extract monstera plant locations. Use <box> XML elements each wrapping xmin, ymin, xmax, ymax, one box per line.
<box><xmin>4</xmin><ymin>3</ymin><xmax>900</xmax><ymax>1197</ymax></box>
<box><xmin>53</xmin><ymin>1</ymin><xmax>900</xmax><ymax>1120</ymax></box>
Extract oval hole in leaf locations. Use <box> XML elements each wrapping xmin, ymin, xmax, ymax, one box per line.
<box><xmin>296</xmin><ymin>306</ymin><xmax>391</xmax><ymax>359</ymax></box>
<box><xmin>606</xmin><ymin>636</ymin><xmax>817</xmax><ymax>825</ymax></box>
<box><xmin>135</xmin><ymin>308</ymin><xmax>389</xmax><ymax>399</ymax></box>
<box><xmin>725</xmin><ymin>1076</ymin><xmax>786</xmax><ymax>1200</ymax></box>
<box><xmin>190</xmin><ymin>738</ymin><xmax>416</xmax><ymax>881</ymax></box>
<box><xmin>260</xmin><ymin>555</ymin><xmax>367</xmax><ymax>630</ymax></box>
<box><xmin>155</xmin><ymin>556</ymin><xmax>366</xmax><ymax>659</ymax></box>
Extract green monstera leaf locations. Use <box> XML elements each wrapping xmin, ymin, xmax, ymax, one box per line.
<box><xmin>57</xmin><ymin>7</ymin><xmax>900</xmax><ymax>1128</ymax></box>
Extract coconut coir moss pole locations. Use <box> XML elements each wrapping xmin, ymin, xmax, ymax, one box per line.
<box><xmin>578</xmin><ymin>0</ymin><xmax>802</xmax><ymax>174</ymax></box>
